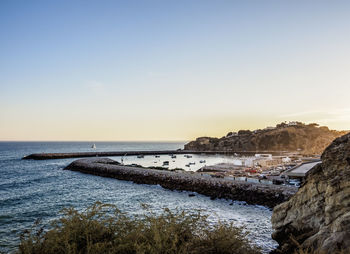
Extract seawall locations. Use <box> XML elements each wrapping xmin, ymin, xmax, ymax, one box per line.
<box><xmin>65</xmin><ymin>158</ymin><xmax>297</xmax><ymax>208</ymax></box>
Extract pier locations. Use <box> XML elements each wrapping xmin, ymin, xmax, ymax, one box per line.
<box><xmin>65</xmin><ymin>157</ymin><xmax>297</xmax><ymax>208</ymax></box>
<box><xmin>284</xmin><ymin>160</ymin><xmax>321</xmax><ymax>179</ymax></box>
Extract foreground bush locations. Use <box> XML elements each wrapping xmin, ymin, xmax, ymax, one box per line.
<box><xmin>18</xmin><ymin>202</ymin><xmax>260</xmax><ymax>254</ymax></box>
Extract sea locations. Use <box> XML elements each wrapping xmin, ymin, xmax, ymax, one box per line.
<box><xmin>0</xmin><ymin>142</ymin><xmax>277</xmax><ymax>253</ymax></box>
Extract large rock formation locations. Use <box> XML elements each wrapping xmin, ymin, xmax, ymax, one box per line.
<box><xmin>271</xmin><ymin>133</ymin><xmax>350</xmax><ymax>253</ymax></box>
<box><xmin>184</xmin><ymin>122</ymin><xmax>347</xmax><ymax>155</ymax></box>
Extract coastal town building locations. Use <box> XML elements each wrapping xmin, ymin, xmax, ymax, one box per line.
<box><xmin>196</xmin><ymin>152</ymin><xmax>318</xmax><ymax>188</ymax></box>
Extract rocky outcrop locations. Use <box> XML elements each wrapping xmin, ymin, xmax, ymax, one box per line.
<box><xmin>271</xmin><ymin>133</ymin><xmax>350</xmax><ymax>253</ymax></box>
<box><xmin>184</xmin><ymin>122</ymin><xmax>348</xmax><ymax>155</ymax></box>
<box><xmin>65</xmin><ymin>158</ymin><xmax>297</xmax><ymax>208</ymax></box>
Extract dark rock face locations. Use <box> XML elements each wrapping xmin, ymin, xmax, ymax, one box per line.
<box><xmin>271</xmin><ymin>133</ymin><xmax>350</xmax><ymax>253</ymax></box>
<box><xmin>184</xmin><ymin>122</ymin><xmax>348</xmax><ymax>155</ymax></box>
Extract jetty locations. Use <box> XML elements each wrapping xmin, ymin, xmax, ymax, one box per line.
<box><xmin>23</xmin><ymin>150</ymin><xmax>283</xmax><ymax>160</ymax></box>
<box><xmin>65</xmin><ymin>157</ymin><xmax>297</xmax><ymax>208</ymax></box>
<box><xmin>284</xmin><ymin>160</ymin><xmax>322</xmax><ymax>180</ymax></box>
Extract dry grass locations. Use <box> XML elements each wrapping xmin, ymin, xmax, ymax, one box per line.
<box><xmin>18</xmin><ymin>202</ymin><xmax>260</xmax><ymax>254</ymax></box>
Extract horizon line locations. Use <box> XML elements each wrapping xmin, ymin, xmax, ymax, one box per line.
<box><xmin>0</xmin><ymin>140</ymin><xmax>189</xmax><ymax>142</ymax></box>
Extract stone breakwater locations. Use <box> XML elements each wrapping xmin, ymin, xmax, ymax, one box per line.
<box><xmin>65</xmin><ymin>158</ymin><xmax>297</xmax><ymax>208</ymax></box>
<box><xmin>24</xmin><ymin>150</ymin><xmax>188</xmax><ymax>160</ymax></box>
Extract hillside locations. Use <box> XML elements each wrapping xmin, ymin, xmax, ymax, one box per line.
<box><xmin>184</xmin><ymin>122</ymin><xmax>348</xmax><ymax>155</ymax></box>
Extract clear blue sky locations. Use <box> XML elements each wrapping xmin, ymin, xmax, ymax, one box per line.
<box><xmin>1</xmin><ymin>0</ymin><xmax>350</xmax><ymax>141</ymax></box>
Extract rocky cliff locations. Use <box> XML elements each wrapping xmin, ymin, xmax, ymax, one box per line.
<box><xmin>184</xmin><ymin>122</ymin><xmax>347</xmax><ymax>155</ymax></box>
<box><xmin>271</xmin><ymin>133</ymin><xmax>350</xmax><ymax>253</ymax></box>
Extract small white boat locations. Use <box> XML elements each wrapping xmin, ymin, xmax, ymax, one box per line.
<box><xmin>91</xmin><ymin>144</ymin><xmax>96</xmax><ymax>149</ymax></box>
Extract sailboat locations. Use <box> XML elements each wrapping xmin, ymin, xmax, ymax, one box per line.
<box><xmin>91</xmin><ymin>143</ymin><xmax>96</xmax><ymax>149</ymax></box>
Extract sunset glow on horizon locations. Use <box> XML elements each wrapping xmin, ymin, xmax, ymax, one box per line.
<box><xmin>1</xmin><ymin>1</ymin><xmax>350</xmax><ymax>141</ymax></box>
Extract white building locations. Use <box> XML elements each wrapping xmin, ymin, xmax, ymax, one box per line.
<box><xmin>255</xmin><ymin>154</ymin><xmax>273</xmax><ymax>159</ymax></box>
<box><xmin>282</xmin><ymin>157</ymin><xmax>292</xmax><ymax>163</ymax></box>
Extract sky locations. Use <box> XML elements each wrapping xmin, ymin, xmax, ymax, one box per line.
<box><xmin>1</xmin><ymin>0</ymin><xmax>350</xmax><ymax>141</ymax></box>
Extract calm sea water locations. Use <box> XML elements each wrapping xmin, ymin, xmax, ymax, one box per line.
<box><xmin>0</xmin><ymin>142</ymin><xmax>277</xmax><ymax>253</ymax></box>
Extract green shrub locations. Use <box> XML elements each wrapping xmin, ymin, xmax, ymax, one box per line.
<box><xmin>18</xmin><ymin>202</ymin><xmax>260</xmax><ymax>254</ymax></box>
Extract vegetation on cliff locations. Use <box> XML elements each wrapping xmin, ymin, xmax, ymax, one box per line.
<box><xmin>18</xmin><ymin>202</ymin><xmax>259</xmax><ymax>254</ymax></box>
<box><xmin>184</xmin><ymin>122</ymin><xmax>347</xmax><ymax>155</ymax></box>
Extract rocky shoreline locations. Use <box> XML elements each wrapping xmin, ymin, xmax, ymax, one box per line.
<box><xmin>65</xmin><ymin>158</ymin><xmax>297</xmax><ymax>208</ymax></box>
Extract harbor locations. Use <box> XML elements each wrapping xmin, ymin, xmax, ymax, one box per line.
<box><xmin>23</xmin><ymin>148</ymin><xmax>321</xmax><ymax>188</ymax></box>
<box><xmin>65</xmin><ymin>157</ymin><xmax>297</xmax><ymax>208</ymax></box>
